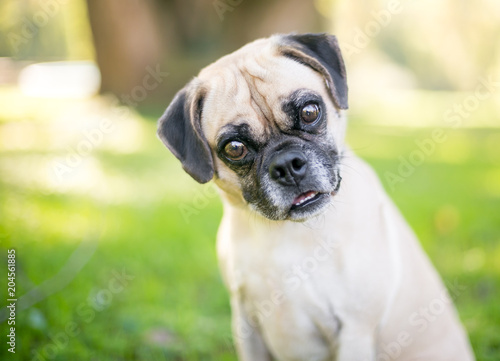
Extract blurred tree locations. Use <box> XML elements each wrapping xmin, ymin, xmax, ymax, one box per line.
<box><xmin>0</xmin><ymin>0</ymin><xmax>93</xmax><ymax>61</ymax></box>
<box><xmin>85</xmin><ymin>0</ymin><xmax>325</xmax><ymax>104</ymax></box>
<box><xmin>330</xmin><ymin>0</ymin><xmax>500</xmax><ymax>91</ymax></box>
<box><xmin>86</xmin><ymin>0</ymin><xmax>162</xmax><ymax>96</ymax></box>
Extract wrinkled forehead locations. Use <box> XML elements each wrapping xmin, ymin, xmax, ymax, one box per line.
<box><xmin>198</xmin><ymin>45</ymin><xmax>329</xmax><ymax>145</ymax></box>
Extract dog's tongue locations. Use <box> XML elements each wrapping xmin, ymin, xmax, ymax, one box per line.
<box><xmin>293</xmin><ymin>191</ymin><xmax>318</xmax><ymax>206</ymax></box>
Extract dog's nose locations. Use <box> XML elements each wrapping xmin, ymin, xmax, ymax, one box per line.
<box><xmin>269</xmin><ymin>151</ymin><xmax>308</xmax><ymax>186</ymax></box>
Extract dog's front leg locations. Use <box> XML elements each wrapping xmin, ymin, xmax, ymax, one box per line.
<box><xmin>231</xmin><ymin>298</ymin><xmax>273</xmax><ymax>361</ymax></box>
<box><xmin>336</xmin><ymin>324</ymin><xmax>376</xmax><ymax>361</ymax></box>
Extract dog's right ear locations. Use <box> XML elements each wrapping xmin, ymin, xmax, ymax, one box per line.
<box><xmin>157</xmin><ymin>85</ymin><xmax>214</xmax><ymax>184</ymax></box>
<box><xmin>278</xmin><ymin>33</ymin><xmax>348</xmax><ymax>110</ymax></box>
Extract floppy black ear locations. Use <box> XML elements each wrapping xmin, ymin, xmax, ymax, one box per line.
<box><xmin>157</xmin><ymin>86</ymin><xmax>214</xmax><ymax>183</ymax></box>
<box><xmin>279</xmin><ymin>33</ymin><xmax>348</xmax><ymax>110</ymax></box>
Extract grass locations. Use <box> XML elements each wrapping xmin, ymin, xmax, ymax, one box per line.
<box><xmin>0</xmin><ymin>94</ymin><xmax>499</xmax><ymax>360</ymax></box>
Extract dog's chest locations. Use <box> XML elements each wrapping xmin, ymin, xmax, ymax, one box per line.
<box><xmin>219</xmin><ymin>223</ymin><xmax>344</xmax><ymax>359</ymax></box>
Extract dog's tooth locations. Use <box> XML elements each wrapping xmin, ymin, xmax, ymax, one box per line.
<box><xmin>293</xmin><ymin>192</ymin><xmax>318</xmax><ymax>206</ymax></box>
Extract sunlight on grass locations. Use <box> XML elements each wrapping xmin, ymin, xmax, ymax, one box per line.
<box><xmin>463</xmin><ymin>248</ymin><xmax>486</xmax><ymax>273</ymax></box>
<box><xmin>349</xmin><ymin>89</ymin><xmax>500</xmax><ymax>128</ymax></box>
<box><xmin>481</xmin><ymin>169</ymin><xmax>500</xmax><ymax>198</ymax></box>
<box><xmin>19</xmin><ymin>61</ymin><xmax>100</xmax><ymax>98</ymax></box>
<box><xmin>435</xmin><ymin>132</ymin><xmax>473</xmax><ymax>164</ymax></box>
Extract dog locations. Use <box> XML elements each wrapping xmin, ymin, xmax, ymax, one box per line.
<box><xmin>157</xmin><ymin>33</ymin><xmax>475</xmax><ymax>361</ymax></box>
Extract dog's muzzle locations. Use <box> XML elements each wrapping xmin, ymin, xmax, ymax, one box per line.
<box><xmin>264</xmin><ymin>146</ymin><xmax>336</xmax><ymax>219</ymax></box>
<box><xmin>269</xmin><ymin>150</ymin><xmax>308</xmax><ymax>186</ymax></box>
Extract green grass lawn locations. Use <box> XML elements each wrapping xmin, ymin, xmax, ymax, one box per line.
<box><xmin>0</xmin><ymin>95</ymin><xmax>499</xmax><ymax>360</ymax></box>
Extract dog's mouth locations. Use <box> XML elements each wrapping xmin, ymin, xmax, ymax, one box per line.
<box><xmin>291</xmin><ymin>175</ymin><xmax>342</xmax><ymax>210</ymax></box>
<box><xmin>291</xmin><ymin>191</ymin><xmax>322</xmax><ymax>209</ymax></box>
<box><xmin>287</xmin><ymin>174</ymin><xmax>341</xmax><ymax>220</ymax></box>
<box><xmin>288</xmin><ymin>190</ymin><xmax>330</xmax><ymax>220</ymax></box>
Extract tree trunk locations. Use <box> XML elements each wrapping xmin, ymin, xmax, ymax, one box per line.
<box><xmin>86</xmin><ymin>0</ymin><xmax>161</xmax><ymax>96</ymax></box>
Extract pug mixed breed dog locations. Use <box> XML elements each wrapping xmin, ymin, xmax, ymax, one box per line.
<box><xmin>157</xmin><ymin>33</ymin><xmax>474</xmax><ymax>361</ymax></box>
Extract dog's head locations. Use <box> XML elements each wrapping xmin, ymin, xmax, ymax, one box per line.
<box><xmin>158</xmin><ymin>33</ymin><xmax>348</xmax><ymax>221</ymax></box>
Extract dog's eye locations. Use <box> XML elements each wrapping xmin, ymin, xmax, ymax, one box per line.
<box><xmin>224</xmin><ymin>141</ymin><xmax>248</xmax><ymax>161</ymax></box>
<box><xmin>300</xmin><ymin>103</ymin><xmax>320</xmax><ymax>124</ymax></box>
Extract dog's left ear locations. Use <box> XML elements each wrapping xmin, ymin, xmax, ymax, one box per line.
<box><xmin>278</xmin><ymin>33</ymin><xmax>348</xmax><ymax>110</ymax></box>
<box><xmin>157</xmin><ymin>84</ymin><xmax>214</xmax><ymax>183</ymax></box>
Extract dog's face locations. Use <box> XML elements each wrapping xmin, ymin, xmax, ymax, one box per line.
<box><xmin>158</xmin><ymin>33</ymin><xmax>348</xmax><ymax>221</ymax></box>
